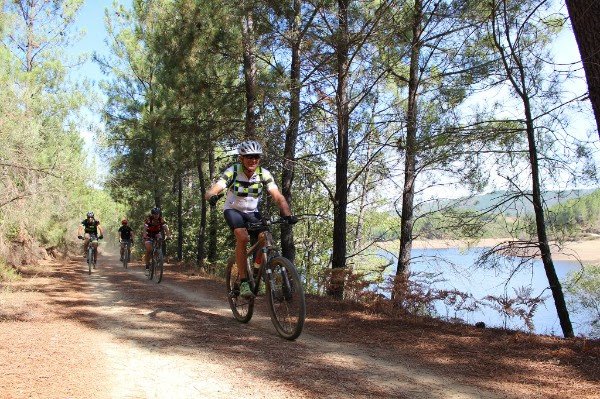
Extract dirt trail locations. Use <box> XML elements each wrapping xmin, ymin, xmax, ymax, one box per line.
<box><xmin>1</xmin><ymin>253</ymin><xmax>598</xmax><ymax>398</ymax></box>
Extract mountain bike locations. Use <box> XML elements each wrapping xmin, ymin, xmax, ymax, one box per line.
<box><xmin>226</xmin><ymin>218</ymin><xmax>306</xmax><ymax>340</ymax></box>
<box><xmin>81</xmin><ymin>235</ymin><xmax>100</xmax><ymax>274</ymax></box>
<box><xmin>121</xmin><ymin>239</ymin><xmax>132</xmax><ymax>269</ymax></box>
<box><xmin>147</xmin><ymin>235</ymin><xmax>164</xmax><ymax>283</ymax></box>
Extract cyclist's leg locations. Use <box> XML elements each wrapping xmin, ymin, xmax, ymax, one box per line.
<box><xmin>233</xmin><ymin>228</ymin><xmax>250</xmax><ymax>279</ymax></box>
<box><xmin>224</xmin><ymin>209</ymin><xmax>254</xmax><ymax>279</ymax></box>
<box><xmin>245</xmin><ymin>212</ymin><xmax>264</xmax><ymax>281</ymax></box>
<box><xmin>144</xmin><ymin>238</ymin><xmax>153</xmax><ymax>269</ymax></box>
<box><xmin>225</xmin><ymin>210</ymin><xmax>256</xmax><ymax>297</ymax></box>
<box><xmin>83</xmin><ymin>233</ymin><xmax>91</xmax><ymax>256</ymax></box>
<box><xmin>91</xmin><ymin>236</ymin><xmax>99</xmax><ymax>261</ymax></box>
<box><xmin>120</xmin><ymin>241</ymin><xmax>125</xmax><ymax>259</ymax></box>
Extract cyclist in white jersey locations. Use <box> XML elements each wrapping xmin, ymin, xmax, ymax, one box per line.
<box><xmin>205</xmin><ymin>140</ymin><xmax>297</xmax><ymax>298</ymax></box>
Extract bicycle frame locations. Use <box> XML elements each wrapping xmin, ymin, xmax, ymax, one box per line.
<box><xmin>86</xmin><ymin>235</ymin><xmax>99</xmax><ymax>274</ymax></box>
<box><xmin>244</xmin><ymin>228</ymin><xmax>291</xmax><ymax>298</ymax></box>
<box><xmin>121</xmin><ymin>240</ymin><xmax>131</xmax><ymax>267</ymax></box>
<box><xmin>151</xmin><ymin>237</ymin><xmax>163</xmax><ymax>255</ymax></box>
<box><xmin>123</xmin><ymin>241</ymin><xmax>131</xmax><ymax>260</ymax></box>
<box><xmin>148</xmin><ymin>236</ymin><xmax>164</xmax><ymax>283</ymax></box>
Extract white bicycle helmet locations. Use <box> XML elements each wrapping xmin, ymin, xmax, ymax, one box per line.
<box><xmin>238</xmin><ymin>140</ymin><xmax>263</xmax><ymax>156</ymax></box>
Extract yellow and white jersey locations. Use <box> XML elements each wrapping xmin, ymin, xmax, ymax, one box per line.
<box><xmin>216</xmin><ymin>164</ymin><xmax>277</xmax><ymax>213</ymax></box>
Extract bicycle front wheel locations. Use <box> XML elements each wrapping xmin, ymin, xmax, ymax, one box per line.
<box><xmin>266</xmin><ymin>256</ymin><xmax>306</xmax><ymax>340</ymax></box>
<box><xmin>226</xmin><ymin>256</ymin><xmax>254</xmax><ymax>323</ymax></box>
<box><xmin>147</xmin><ymin>252</ymin><xmax>154</xmax><ymax>280</ymax></box>
<box><xmin>87</xmin><ymin>246</ymin><xmax>93</xmax><ymax>274</ymax></box>
<box><xmin>152</xmin><ymin>249</ymin><xmax>163</xmax><ymax>283</ymax></box>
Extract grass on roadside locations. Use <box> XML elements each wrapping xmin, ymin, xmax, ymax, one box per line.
<box><xmin>0</xmin><ymin>260</ymin><xmax>21</xmax><ymax>283</ymax></box>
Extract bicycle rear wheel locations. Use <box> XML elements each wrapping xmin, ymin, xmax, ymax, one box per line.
<box><xmin>266</xmin><ymin>256</ymin><xmax>306</xmax><ymax>340</ymax></box>
<box><xmin>226</xmin><ymin>256</ymin><xmax>254</xmax><ymax>323</ymax></box>
<box><xmin>152</xmin><ymin>249</ymin><xmax>163</xmax><ymax>283</ymax></box>
<box><xmin>122</xmin><ymin>244</ymin><xmax>129</xmax><ymax>269</ymax></box>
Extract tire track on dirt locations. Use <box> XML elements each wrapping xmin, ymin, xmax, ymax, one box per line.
<box><xmin>81</xmin><ymin>254</ymin><xmax>508</xmax><ymax>399</ymax></box>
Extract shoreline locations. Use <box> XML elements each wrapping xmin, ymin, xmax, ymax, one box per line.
<box><xmin>391</xmin><ymin>237</ymin><xmax>600</xmax><ymax>264</ymax></box>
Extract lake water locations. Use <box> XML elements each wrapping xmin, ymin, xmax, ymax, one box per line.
<box><xmin>379</xmin><ymin>247</ymin><xmax>593</xmax><ymax>337</ymax></box>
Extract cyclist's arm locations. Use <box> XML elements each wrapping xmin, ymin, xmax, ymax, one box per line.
<box><xmin>77</xmin><ymin>225</ymin><xmax>83</xmax><ymax>236</ymax></box>
<box><xmin>205</xmin><ymin>166</ymin><xmax>235</xmax><ymax>200</ymax></box>
<box><xmin>205</xmin><ymin>179</ymin><xmax>226</xmax><ymax>200</ymax></box>
<box><xmin>98</xmin><ymin>225</ymin><xmax>104</xmax><ymax>236</ymax></box>
<box><xmin>267</xmin><ymin>186</ymin><xmax>292</xmax><ymax>217</ymax></box>
<box><xmin>162</xmin><ymin>224</ymin><xmax>171</xmax><ymax>238</ymax></box>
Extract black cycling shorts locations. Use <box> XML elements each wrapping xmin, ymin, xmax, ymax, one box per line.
<box><xmin>223</xmin><ymin>209</ymin><xmax>261</xmax><ymax>230</ymax></box>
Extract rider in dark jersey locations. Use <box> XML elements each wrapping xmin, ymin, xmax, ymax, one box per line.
<box><xmin>77</xmin><ymin>211</ymin><xmax>104</xmax><ymax>257</ymax></box>
<box><xmin>118</xmin><ymin>219</ymin><xmax>134</xmax><ymax>261</ymax></box>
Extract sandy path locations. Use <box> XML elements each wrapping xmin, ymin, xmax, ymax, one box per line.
<box><xmin>0</xmin><ymin>254</ymin><xmax>512</xmax><ymax>399</ymax></box>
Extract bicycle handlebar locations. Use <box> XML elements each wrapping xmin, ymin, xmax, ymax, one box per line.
<box><xmin>79</xmin><ymin>235</ymin><xmax>102</xmax><ymax>240</ymax></box>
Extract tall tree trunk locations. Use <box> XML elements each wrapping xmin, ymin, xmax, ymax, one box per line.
<box><xmin>329</xmin><ymin>0</ymin><xmax>350</xmax><ymax>299</ymax></box>
<box><xmin>177</xmin><ymin>174</ymin><xmax>183</xmax><ymax>261</ymax></box>
<box><xmin>491</xmin><ymin>1</ymin><xmax>574</xmax><ymax>338</ymax></box>
<box><xmin>208</xmin><ymin>147</ymin><xmax>218</xmax><ymax>264</ymax></box>
<box><xmin>565</xmin><ymin>0</ymin><xmax>600</xmax><ymax>138</ymax></box>
<box><xmin>396</xmin><ymin>0</ymin><xmax>423</xmax><ymax>281</ymax></box>
<box><xmin>281</xmin><ymin>0</ymin><xmax>302</xmax><ymax>263</ymax></box>
<box><xmin>197</xmin><ymin>152</ymin><xmax>207</xmax><ymax>269</ymax></box>
<box><xmin>25</xmin><ymin>0</ymin><xmax>34</xmax><ymax>72</ymax></box>
<box><xmin>242</xmin><ymin>2</ymin><xmax>258</xmax><ymax>139</ymax></box>
<box><xmin>523</xmin><ymin>101</ymin><xmax>574</xmax><ymax>338</ymax></box>
<box><xmin>148</xmin><ymin>86</ymin><xmax>161</xmax><ymax>209</ymax></box>
<box><xmin>353</xmin><ymin>124</ymin><xmax>373</xmax><ymax>257</ymax></box>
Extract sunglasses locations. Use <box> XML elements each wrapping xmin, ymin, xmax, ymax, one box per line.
<box><xmin>243</xmin><ymin>154</ymin><xmax>261</xmax><ymax>160</ymax></box>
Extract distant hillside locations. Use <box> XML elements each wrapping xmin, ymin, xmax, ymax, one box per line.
<box><xmin>450</xmin><ymin>188</ymin><xmax>598</xmax><ymax>216</ymax></box>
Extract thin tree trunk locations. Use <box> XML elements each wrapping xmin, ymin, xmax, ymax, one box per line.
<box><xmin>396</xmin><ymin>0</ymin><xmax>423</xmax><ymax>282</ymax></box>
<box><xmin>25</xmin><ymin>0</ymin><xmax>35</xmax><ymax>72</ymax></box>
<box><xmin>353</xmin><ymin>116</ymin><xmax>375</xmax><ymax>256</ymax></box>
<box><xmin>242</xmin><ymin>2</ymin><xmax>257</xmax><ymax>139</ymax></box>
<box><xmin>197</xmin><ymin>152</ymin><xmax>207</xmax><ymax>269</ymax></box>
<box><xmin>353</xmin><ymin>154</ymin><xmax>370</xmax><ymax>256</ymax></box>
<box><xmin>524</xmin><ymin>104</ymin><xmax>574</xmax><ymax>338</ymax></box>
<box><xmin>148</xmin><ymin>84</ymin><xmax>161</xmax><ymax>209</ymax></box>
<box><xmin>177</xmin><ymin>174</ymin><xmax>183</xmax><ymax>261</ymax></box>
<box><xmin>565</xmin><ymin>0</ymin><xmax>600</xmax><ymax>138</ymax></box>
<box><xmin>281</xmin><ymin>0</ymin><xmax>302</xmax><ymax>263</ymax></box>
<box><xmin>208</xmin><ymin>147</ymin><xmax>218</xmax><ymax>265</ymax></box>
<box><xmin>305</xmin><ymin>214</ymin><xmax>314</xmax><ymax>293</ymax></box>
<box><xmin>329</xmin><ymin>0</ymin><xmax>350</xmax><ymax>299</ymax></box>
<box><xmin>491</xmin><ymin>1</ymin><xmax>574</xmax><ymax>338</ymax></box>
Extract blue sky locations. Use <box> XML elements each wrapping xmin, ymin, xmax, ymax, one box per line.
<box><xmin>71</xmin><ymin>0</ymin><xmax>129</xmax><ymax>86</ymax></box>
<box><xmin>71</xmin><ymin>0</ymin><xmax>131</xmax><ymax>174</ymax></box>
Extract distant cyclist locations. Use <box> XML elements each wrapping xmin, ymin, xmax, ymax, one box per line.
<box><xmin>77</xmin><ymin>211</ymin><xmax>104</xmax><ymax>257</ymax></box>
<box><xmin>118</xmin><ymin>219</ymin><xmax>134</xmax><ymax>261</ymax></box>
<box><xmin>205</xmin><ymin>140</ymin><xmax>297</xmax><ymax>298</ymax></box>
<box><xmin>143</xmin><ymin>207</ymin><xmax>171</xmax><ymax>272</ymax></box>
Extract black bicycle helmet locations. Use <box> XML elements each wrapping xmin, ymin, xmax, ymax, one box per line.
<box><xmin>151</xmin><ymin>207</ymin><xmax>161</xmax><ymax>215</ymax></box>
<box><xmin>238</xmin><ymin>140</ymin><xmax>263</xmax><ymax>156</ymax></box>
<box><xmin>87</xmin><ymin>211</ymin><xmax>94</xmax><ymax>218</ymax></box>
